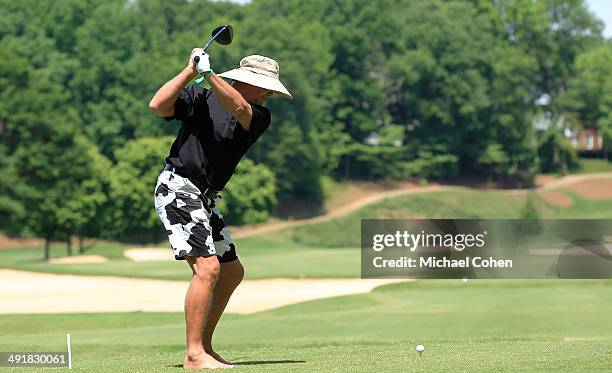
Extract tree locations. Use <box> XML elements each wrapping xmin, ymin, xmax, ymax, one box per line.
<box><xmin>471</xmin><ymin>0</ymin><xmax>604</xmax><ymax>109</ymax></box>
<box><xmin>217</xmin><ymin>159</ymin><xmax>277</xmax><ymax>225</ymax></box>
<box><xmin>0</xmin><ymin>38</ymin><xmax>111</xmax><ymax>258</ymax></box>
<box><xmin>104</xmin><ymin>136</ymin><xmax>174</xmax><ymax>240</ymax></box>
<box><xmin>233</xmin><ymin>11</ymin><xmax>336</xmax><ymax>203</ymax></box>
<box><xmin>382</xmin><ymin>0</ymin><xmax>538</xmax><ymax>182</ymax></box>
<box><xmin>561</xmin><ymin>43</ymin><xmax>612</xmax><ymax>158</ymax></box>
<box><xmin>0</xmin><ymin>145</ymin><xmax>25</xmax><ymax>234</ymax></box>
<box><xmin>537</xmin><ymin>127</ymin><xmax>579</xmax><ymax>173</ymax></box>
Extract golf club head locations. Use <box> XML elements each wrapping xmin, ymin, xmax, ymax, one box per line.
<box><xmin>212</xmin><ymin>24</ymin><xmax>233</xmax><ymax>45</ymax></box>
<box><xmin>200</xmin><ymin>24</ymin><xmax>233</xmax><ymax>56</ymax></box>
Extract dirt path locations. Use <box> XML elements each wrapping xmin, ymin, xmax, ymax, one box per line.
<box><xmin>232</xmin><ymin>172</ymin><xmax>612</xmax><ymax>239</ymax></box>
<box><xmin>0</xmin><ymin>269</ymin><xmax>406</xmax><ymax>314</ymax></box>
<box><xmin>232</xmin><ymin>185</ymin><xmax>453</xmax><ymax>239</ymax></box>
<box><xmin>537</xmin><ymin>172</ymin><xmax>612</xmax><ymax>190</ymax></box>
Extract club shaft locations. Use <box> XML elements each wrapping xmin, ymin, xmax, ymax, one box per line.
<box><xmin>202</xmin><ymin>26</ymin><xmax>227</xmax><ymax>51</ymax></box>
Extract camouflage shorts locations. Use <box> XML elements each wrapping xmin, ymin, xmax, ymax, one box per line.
<box><xmin>153</xmin><ymin>168</ymin><xmax>237</xmax><ymax>263</ymax></box>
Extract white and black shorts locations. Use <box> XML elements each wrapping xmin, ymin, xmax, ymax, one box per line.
<box><xmin>154</xmin><ymin>168</ymin><xmax>237</xmax><ymax>263</ymax></box>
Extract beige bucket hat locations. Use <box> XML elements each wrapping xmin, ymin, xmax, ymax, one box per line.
<box><xmin>218</xmin><ymin>55</ymin><xmax>293</xmax><ymax>99</ymax></box>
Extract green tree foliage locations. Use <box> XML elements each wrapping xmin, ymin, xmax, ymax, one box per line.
<box><xmin>218</xmin><ymin>159</ymin><xmax>277</xmax><ymax>225</ymax></box>
<box><xmin>0</xmin><ymin>38</ymin><xmax>111</xmax><ymax>257</ymax></box>
<box><xmin>104</xmin><ymin>136</ymin><xmax>173</xmax><ymax>239</ymax></box>
<box><xmin>18</xmin><ymin>130</ymin><xmax>111</xmax><ymax>260</ymax></box>
<box><xmin>537</xmin><ymin>127</ymin><xmax>579</xmax><ymax>174</ymax></box>
<box><xmin>561</xmin><ymin>43</ymin><xmax>612</xmax><ymax>156</ymax></box>
<box><xmin>471</xmin><ymin>0</ymin><xmax>604</xmax><ymax>107</ymax></box>
<box><xmin>232</xmin><ymin>9</ymin><xmax>336</xmax><ymax>202</ymax></box>
<box><xmin>0</xmin><ymin>146</ymin><xmax>25</xmax><ymax>233</ymax></box>
<box><xmin>0</xmin><ymin>0</ymin><xmax>609</xmax><ymax>243</ymax></box>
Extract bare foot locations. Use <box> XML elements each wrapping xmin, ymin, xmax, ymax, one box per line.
<box><xmin>205</xmin><ymin>349</ymin><xmax>233</xmax><ymax>365</ymax></box>
<box><xmin>183</xmin><ymin>351</ymin><xmax>233</xmax><ymax>370</ymax></box>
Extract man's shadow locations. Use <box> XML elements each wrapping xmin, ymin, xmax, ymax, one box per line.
<box><xmin>233</xmin><ymin>359</ymin><xmax>306</xmax><ymax>366</ymax></box>
<box><xmin>172</xmin><ymin>359</ymin><xmax>305</xmax><ymax>368</ymax></box>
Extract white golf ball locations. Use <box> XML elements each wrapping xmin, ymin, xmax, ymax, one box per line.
<box><xmin>462</xmin><ymin>277</ymin><xmax>468</xmax><ymax>283</ymax></box>
<box><xmin>416</xmin><ymin>344</ymin><xmax>425</xmax><ymax>353</ymax></box>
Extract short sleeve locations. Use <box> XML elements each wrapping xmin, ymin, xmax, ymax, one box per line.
<box><xmin>164</xmin><ymin>86</ymin><xmax>204</xmax><ymax>122</ymax></box>
<box><xmin>246</xmin><ymin>104</ymin><xmax>271</xmax><ymax>143</ymax></box>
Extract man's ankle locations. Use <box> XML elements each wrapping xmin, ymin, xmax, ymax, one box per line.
<box><xmin>186</xmin><ymin>348</ymin><xmax>206</xmax><ymax>360</ymax></box>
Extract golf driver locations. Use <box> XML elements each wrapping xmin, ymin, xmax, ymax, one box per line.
<box><xmin>194</xmin><ymin>24</ymin><xmax>233</xmax><ymax>84</ymax></box>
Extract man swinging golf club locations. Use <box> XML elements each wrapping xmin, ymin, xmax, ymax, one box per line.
<box><xmin>149</xmin><ymin>46</ymin><xmax>292</xmax><ymax>369</ymax></box>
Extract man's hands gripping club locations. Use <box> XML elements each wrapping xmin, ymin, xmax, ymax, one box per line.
<box><xmin>188</xmin><ymin>48</ymin><xmax>214</xmax><ymax>85</ymax></box>
<box><xmin>149</xmin><ymin>48</ymin><xmax>252</xmax><ymax>128</ymax></box>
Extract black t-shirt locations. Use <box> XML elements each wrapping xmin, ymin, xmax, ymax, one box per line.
<box><xmin>164</xmin><ymin>86</ymin><xmax>271</xmax><ymax>191</ymax></box>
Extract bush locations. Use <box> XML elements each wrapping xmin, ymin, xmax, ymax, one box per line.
<box><xmin>104</xmin><ymin>136</ymin><xmax>174</xmax><ymax>239</ymax></box>
<box><xmin>218</xmin><ymin>159</ymin><xmax>277</xmax><ymax>225</ymax></box>
<box><xmin>538</xmin><ymin>130</ymin><xmax>579</xmax><ymax>174</ymax></box>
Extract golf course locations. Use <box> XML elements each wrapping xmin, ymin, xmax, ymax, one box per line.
<box><xmin>2</xmin><ymin>280</ymin><xmax>611</xmax><ymax>372</ymax></box>
<box><xmin>2</xmin><ymin>172</ymin><xmax>612</xmax><ymax>371</ymax></box>
<box><xmin>2</xmin><ymin>0</ymin><xmax>612</xmax><ymax>370</ymax></box>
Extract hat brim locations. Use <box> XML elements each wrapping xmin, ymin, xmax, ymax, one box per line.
<box><xmin>218</xmin><ymin>68</ymin><xmax>293</xmax><ymax>99</ymax></box>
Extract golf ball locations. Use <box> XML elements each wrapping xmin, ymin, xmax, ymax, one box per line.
<box><xmin>416</xmin><ymin>344</ymin><xmax>425</xmax><ymax>353</ymax></box>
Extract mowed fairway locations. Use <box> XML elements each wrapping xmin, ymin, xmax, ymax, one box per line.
<box><xmin>1</xmin><ymin>280</ymin><xmax>611</xmax><ymax>372</ymax></box>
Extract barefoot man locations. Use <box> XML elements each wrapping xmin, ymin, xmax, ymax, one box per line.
<box><xmin>149</xmin><ymin>50</ymin><xmax>292</xmax><ymax>369</ymax></box>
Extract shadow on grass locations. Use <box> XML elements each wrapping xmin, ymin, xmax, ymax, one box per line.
<box><xmin>172</xmin><ymin>360</ymin><xmax>305</xmax><ymax>368</ymax></box>
<box><xmin>233</xmin><ymin>360</ymin><xmax>306</xmax><ymax>366</ymax></box>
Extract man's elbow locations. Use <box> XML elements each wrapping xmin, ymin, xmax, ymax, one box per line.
<box><xmin>148</xmin><ymin>99</ymin><xmax>159</xmax><ymax>113</ymax></box>
<box><xmin>234</xmin><ymin>102</ymin><xmax>252</xmax><ymax>119</ymax></box>
<box><xmin>149</xmin><ymin>100</ymin><xmax>170</xmax><ymax>117</ymax></box>
<box><xmin>234</xmin><ymin>103</ymin><xmax>253</xmax><ymax>128</ymax></box>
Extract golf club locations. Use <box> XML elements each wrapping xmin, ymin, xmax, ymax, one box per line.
<box><xmin>194</xmin><ymin>24</ymin><xmax>233</xmax><ymax>84</ymax></box>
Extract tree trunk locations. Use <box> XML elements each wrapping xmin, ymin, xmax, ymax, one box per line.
<box><xmin>66</xmin><ymin>237</ymin><xmax>72</xmax><ymax>256</ymax></box>
<box><xmin>78</xmin><ymin>235</ymin><xmax>85</xmax><ymax>254</ymax></box>
<box><xmin>344</xmin><ymin>156</ymin><xmax>351</xmax><ymax>178</ymax></box>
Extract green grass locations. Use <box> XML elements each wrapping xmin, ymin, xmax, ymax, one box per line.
<box><xmin>291</xmin><ymin>189</ymin><xmax>528</xmax><ymax>247</ymax></box>
<box><xmin>291</xmin><ymin>184</ymin><xmax>612</xmax><ymax>247</ymax></box>
<box><xmin>0</xmin><ymin>235</ymin><xmax>360</xmax><ymax>281</ymax></box>
<box><xmin>1</xmin><ymin>280</ymin><xmax>611</xmax><ymax>372</ymax></box>
<box><xmin>576</xmin><ymin>158</ymin><xmax>612</xmax><ymax>174</ymax></box>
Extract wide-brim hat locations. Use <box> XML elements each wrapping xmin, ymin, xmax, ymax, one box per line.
<box><xmin>218</xmin><ymin>55</ymin><xmax>293</xmax><ymax>99</ymax></box>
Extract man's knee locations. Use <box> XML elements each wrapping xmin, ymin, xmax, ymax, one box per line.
<box><xmin>188</xmin><ymin>255</ymin><xmax>221</xmax><ymax>283</ymax></box>
<box><xmin>233</xmin><ymin>261</ymin><xmax>245</xmax><ymax>285</ymax></box>
<box><xmin>222</xmin><ymin>260</ymin><xmax>244</xmax><ymax>287</ymax></box>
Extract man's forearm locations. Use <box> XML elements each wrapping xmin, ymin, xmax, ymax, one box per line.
<box><xmin>149</xmin><ymin>68</ymin><xmax>198</xmax><ymax>116</ymax></box>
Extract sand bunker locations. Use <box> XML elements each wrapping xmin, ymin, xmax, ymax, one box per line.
<box><xmin>0</xmin><ymin>270</ymin><xmax>407</xmax><ymax>314</ymax></box>
<box><xmin>124</xmin><ymin>248</ymin><xmax>173</xmax><ymax>262</ymax></box>
<box><xmin>49</xmin><ymin>255</ymin><xmax>108</xmax><ymax>264</ymax></box>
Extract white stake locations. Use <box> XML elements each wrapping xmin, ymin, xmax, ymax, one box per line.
<box><xmin>66</xmin><ymin>334</ymin><xmax>72</xmax><ymax>369</ymax></box>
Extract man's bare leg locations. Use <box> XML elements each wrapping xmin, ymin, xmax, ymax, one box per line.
<box><xmin>183</xmin><ymin>255</ymin><xmax>233</xmax><ymax>370</ymax></box>
<box><xmin>202</xmin><ymin>259</ymin><xmax>245</xmax><ymax>365</ymax></box>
